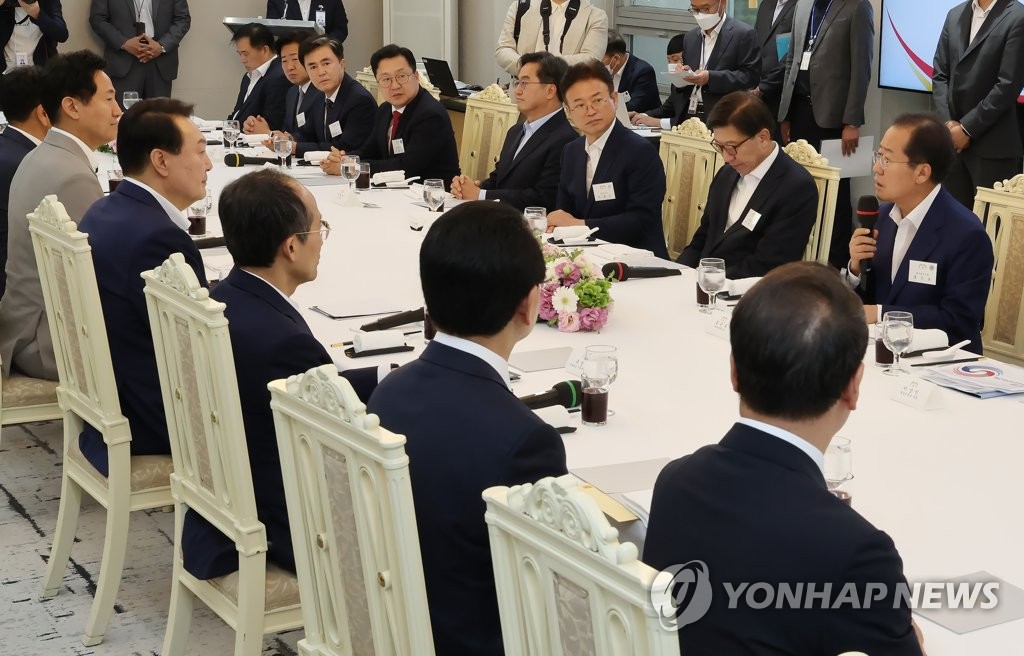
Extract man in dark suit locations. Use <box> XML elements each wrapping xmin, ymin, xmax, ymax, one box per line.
<box><xmin>0</xmin><ymin>65</ymin><xmax>49</xmax><ymax>298</ymax></box>
<box><xmin>321</xmin><ymin>44</ymin><xmax>459</xmax><ymax>185</ymax></box>
<box><xmin>678</xmin><ymin>92</ymin><xmax>817</xmax><ymax>278</ymax></box>
<box><xmin>549</xmin><ymin>61</ymin><xmax>668</xmax><ymax>258</ymax></box>
<box><xmin>77</xmin><ymin>98</ymin><xmax>212</xmax><ymax>475</ymax></box>
<box><xmin>779</xmin><ymin>0</ymin><xmax>874</xmax><ymax>269</ymax></box>
<box><xmin>267</xmin><ymin>0</ymin><xmax>348</xmax><ymax>44</ymax></box>
<box><xmin>752</xmin><ymin>0</ymin><xmax>796</xmax><ymax>134</ymax></box>
<box><xmin>181</xmin><ymin>169</ymin><xmax>380</xmax><ymax>579</ymax></box>
<box><xmin>368</xmin><ymin>201</ymin><xmax>568</xmax><ymax>655</ymax></box>
<box><xmin>291</xmin><ymin>35</ymin><xmax>375</xmax><ymax>156</ymax></box>
<box><xmin>0</xmin><ymin>0</ymin><xmax>66</xmax><ymax>73</ymax></box>
<box><xmin>932</xmin><ymin>0</ymin><xmax>1024</xmax><ymax>209</ymax></box>
<box><xmin>244</xmin><ymin>29</ymin><xmax>319</xmax><ymax>138</ymax></box>
<box><xmin>847</xmin><ymin>113</ymin><xmax>994</xmax><ymax>354</ymax></box>
<box><xmin>228</xmin><ymin>22</ymin><xmax>291</xmax><ymax>130</ymax></box>
<box><xmin>631</xmin><ymin>33</ymin><xmax>686</xmax><ymax>129</ymax></box>
<box><xmin>450</xmin><ymin>51</ymin><xmax>576</xmax><ymax>211</ymax></box>
<box><xmin>645</xmin><ymin>261</ymin><xmax>925</xmax><ymax>656</ymax></box>
<box><xmin>603</xmin><ymin>29</ymin><xmax>660</xmax><ymax>114</ymax></box>
<box><xmin>89</xmin><ymin>0</ymin><xmax>191</xmax><ymax>100</ymax></box>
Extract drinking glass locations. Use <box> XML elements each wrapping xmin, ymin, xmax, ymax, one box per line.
<box><xmin>356</xmin><ymin>162</ymin><xmax>371</xmax><ymax>189</ymax></box>
<box><xmin>187</xmin><ymin>192</ymin><xmax>210</xmax><ymax>236</ymax></box>
<box><xmin>107</xmin><ymin>169</ymin><xmax>124</xmax><ymax>194</ymax></box>
<box><xmin>524</xmin><ymin>206</ymin><xmax>547</xmax><ymax>233</ymax></box>
<box><xmin>697</xmin><ymin>257</ymin><xmax>726</xmax><ymax>313</ymax></box>
<box><xmin>341</xmin><ymin>155</ymin><xmax>360</xmax><ymax>192</ymax></box>
<box><xmin>581</xmin><ymin>345</ymin><xmax>618</xmax><ymax>426</ymax></box>
<box><xmin>273</xmin><ymin>135</ymin><xmax>292</xmax><ymax>169</ymax></box>
<box><xmin>122</xmin><ymin>91</ymin><xmax>140</xmax><ymax>110</ymax></box>
<box><xmin>824</xmin><ymin>436</ymin><xmax>853</xmax><ymax>504</ymax></box>
<box><xmin>423</xmin><ymin>179</ymin><xmax>446</xmax><ymax>212</ymax></box>
<box><xmin>881</xmin><ymin>311</ymin><xmax>914</xmax><ymax>375</ymax></box>
<box><xmin>222</xmin><ymin>120</ymin><xmax>240</xmax><ymax>153</ymax></box>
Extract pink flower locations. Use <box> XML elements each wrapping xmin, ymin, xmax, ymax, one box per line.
<box><xmin>538</xmin><ymin>282</ymin><xmax>558</xmax><ymax>321</ymax></box>
<box><xmin>559</xmin><ymin>261</ymin><xmax>583</xmax><ymax>285</ymax></box>
<box><xmin>558</xmin><ymin>311</ymin><xmax>581</xmax><ymax>332</ymax></box>
<box><xmin>579</xmin><ymin>307</ymin><xmax>609</xmax><ymax>331</ymax></box>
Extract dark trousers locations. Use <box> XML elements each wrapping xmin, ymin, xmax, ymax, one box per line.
<box><xmin>788</xmin><ymin>94</ymin><xmax>852</xmax><ymax>270</ymax></box>
<box><xmin>944</xmin><ymin>151</ymin><xmax>1023</xmax><ymax>210</ymax></box>
<box><xmin>112</xmin><ymin>60</ymin><xmax>173</xmax><ymax>101</ymax></box>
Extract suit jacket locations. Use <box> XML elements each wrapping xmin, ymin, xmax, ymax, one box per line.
<box><xmin>858</xmin><ymin>186</ymin><xmax>993</xmax><ymax>354</ymax></box>
<box><xmin>779</xmin><ymin>0</ymin><xmax>874</xmax><ymax>128</ymax></box>
<box><xmin>229</xmin><ymin>57</ymin><xmax>292</xmax><ymax>130</ymax></box>
<box><xmin>89</xmin><ymin>0</ymin><xmax>191</xmax><ymax>82</ymax></box>
<box><xmin>678</xmin><ymin>17</ymin><xmax>761</xmax><ymax>123</ymax></box>
<box><xmin>755</xmin><ymin>0</ymin><xmax>798</xmax><ymax>105</ymax></box>
<box><xmin>294</xmin><ymin>73</ymin><xmax>376</xmax><ymax>155</ymax></box>
<box><xmin>181</xmin><ymin>268</ymin><xmax>378</xmax><ymax>580</ymax></box>
<box><xmin>267</xmin><ymin>0</ymin><xmax>348</xmax><ymax>43</ymax></box>
<box><xmin>678</xmin><ymin>147</ymin><xmax>818</xmax><ymax>278</ymax></box>
<box><xmin>648</xmin><ymin>84</ymin><xmax>687</xmax><ymax>124</ymax></box>
<box><xmin>353</xmin><ymin>86</ymin><xmax>460</xmax><ymax>185</ymax></box>
<box><xmin>77</xmin><ymin>180</ymin><xmax>206</xmax><ymax>475</ymax></box>
<box><xmin>932</xmin><ymin>0</ymin><xmax>1024</xmax><ymax>159</ymax></box>
<box><xmin>644</xmin><ymin>423</ymin><xmax>922</xmax><ymax>656</ymax></box>
<box><xmin>367</xmin><ymin>340</ymin><xmax>568</xmax><ymax>655</ymax></box>
<box><xmin>618</xmin><ymin>54</ymin><xmax>661</xmax><ymax>113</ymax></box>
<box><xmin>495</xmin><ymin>0</ymin><xmax>608</xmax><ymax>74</ymax></box>
<box><xmin>479</xmin><ymin>109</ymin><xmax>578</xmax><ymax>211</ymax></box>
<box><xmin>0</xmin><ymin>0</ymin><xmax>67</xmax><ymax>73</ymax></box>
<box><xmin>0</xmin><ymin>128</ymin><xmax>37</xmax><ymax>298</ymax></box>
<box><xmin>0</xmin><ymin>129</ymin><xmax>103</xmax><ymax>380</ymax></box>
<box><xmin>556</xmin><ymin>121</ymin><xmax>668</xmax><ymax>258</ymax></box>
<box><xmin>281</xmin><ymin>82</ymin><xmax>321</xmax><ymax>136</ymax></box>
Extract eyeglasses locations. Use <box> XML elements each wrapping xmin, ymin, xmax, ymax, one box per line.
<box><xmin>567</xmin><ymin>96</ymin><xmax>612</xmax><ymax>114</ymax></box>
<box><xmin>295</xmin><ymin>219</ymin><xmax>331</xmax><ymax>241</ymax></box>
<box><xmin>688</xmin><ymin>1</ymin><xmax>720</xmax><ymax>14</ymax></box>
<box><xmin>710</xmin><ymin>135</ymin><xmax>752</xmax><ymax>157</ymax></box>
<box><xmin>871</xmin><ymin>151</ymin><xmax>914</xmax><ymax>171</ymax></box>
<box><xmin>512</xmin><ymin>79</ymin><xmax>548</xmax><ymax>90</ymax></box>
<box><xmin>377</xmin><ymin>72</ymin><xmax>415</xmax><ymax>87</ymax></box>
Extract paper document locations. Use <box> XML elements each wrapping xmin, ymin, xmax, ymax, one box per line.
<box><xmin>572</xmin><ymin>458</ymin><xmax>671</xmax><ymax>495</ymax></box>
<box><xmin>615</xmin><ymin>489</ymin><xmax>654</xmax><ymax>526</ymax></box>
<box><xmin>918</xmin><ymin>360</ymin><xmax>1024</xmax><ymax>398</ymax></box>
<box><xmin>660</xmin><ymin>70</ymin><xmax>696</xmax><ymax>87</ymax></box>
<box><xmin>819</xmin><ymin>136</ymin><xmax>874</xmax><ymax>179</ymax></box>
<box><xmin>309</xmin><ymin>302</ymin><xmax>404</xmax><ymax>320</ymax></box>
<box><xmin>508</xmin><ymin>346</ymin><xmax>574</xmax><ymax>373</ymax></box>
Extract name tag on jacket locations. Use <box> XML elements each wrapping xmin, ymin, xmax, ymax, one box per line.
<box><xmin>908</xmin><ymin>260</ymin><xmax>938</xmax><ymax>286</ymax></box>
<box><xmin>593</xmin><ymin>182</ymin><xmax>616</xmax><ymax>202</ymax></box>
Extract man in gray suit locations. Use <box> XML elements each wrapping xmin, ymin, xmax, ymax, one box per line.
<box><xmin>0</xmin><ymin>50</ymin><xmax>121</xmax><ymax>379</ymax></box>
<box><xmin>778</xmin><ymin>0</ymin><xmax>873</xmax><ymax>269</ymax></box>
<box><xmin>933</xmin><ymin>0</ymin><xmax>1024</xmax><ymax>209</ymax></box>
<box><xmin>89</xmin><ymin>0</ymin><xmax>191</xmax><ymax>101</ymax></box>
<box><xmin>751</xmin><ymin>0</ymin><xmax>797</xmax><ymax>135</ymax></box>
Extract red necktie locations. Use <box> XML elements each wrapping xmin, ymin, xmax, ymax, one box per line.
<box><xmin>389</xmin><ymin>110</ymin><xmax>401</xmax><ymax>153</ymax></box>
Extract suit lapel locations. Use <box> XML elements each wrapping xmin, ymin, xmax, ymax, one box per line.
<box><xmin>810</xmin><ymin>0</ymin><xmax>844</xmax><ymax>46</ymax></box>
<box><xmin>960</xmin><ymin>0</ymin><xmax>1012</xmax><ymax>62</ymax></box>
<box><xmin>713</xmin><ymin>155</ymin><xmax>787</xmax><ymax>249</ymax></box>
<box><xmin>495</xmin><ymin>123</ymin><xmax>526</xmax><ymax>183</ymax></box>
<box><xmin>227</xmin><ymin>268</ymin><xmax>312</xmax><ymax>332</ymax></box>
<box><xmin>706</xmin><ymin>167</ymin><xmax>742</xmax><ymax>251</ymax></box>
<box><xmin>886</xmin><ymin>195</ymin><xmax>946</xmax><ymax>301</ymax></box>
<box><xmin>585</xmin><ymin>123</ymin><xmax>623</xmax><ymax>216</ymax></box>
<box><xmin>705</xmin><ymin>19</ymin><xmax>734</xmax><ymax>71</ymax></box>
<box><xmin>501</xmin><ymin>114</ymin><xmax>565</xmax><ymax>180</ymax></box>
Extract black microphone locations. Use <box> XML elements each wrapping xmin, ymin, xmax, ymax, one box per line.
<box><xmin>519</xmin><ymin>380</ymin><xmax>583</xmax><ymax>410</ymax></box>
<box><xmin>856</xmin><ymin>196</ymin><xmax>880</xmax><ymax>294</ymax></box>
<box><xmin>601</xmin><ymin>261</ymin><xmax>683</xmax><ymax>281</ymax></box>
<box><xmin>360</xmin><ymin>308</ymin><xmax>425</xmax><ymax>331</ymax></box>
<box><xmin>223</xmin><ymin>153</ymin><xmax>281</xmax><ymax>167</ymax></box>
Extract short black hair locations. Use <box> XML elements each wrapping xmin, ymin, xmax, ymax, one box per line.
<box><xmin>231</xmin><ymin>23</ymin><xmax>277</xmax><ymax>52</ymax></box>
<box><xmin>40</xmin><ymin>50</ymin><xmax>107</xmax><ymax>126</ymax></box>
<box><xmin>730</xmin><ymin>262</ymin><xmax>867</xmax><ymax>420</ymax></box>
<box><xmin>517</xmin><ymin>51</ymin><xmax>569</xmax><ymax>102</ymax></box>
<box><xmin>707</xmin><ymin>91</ymin><xmax>775</xmax><ymax>138</ymax></box>
<box><xmin>605</xmin><ymin>30</ymin><xmax>627</xmax><ymax>56</ymax></box>
<box><xmin>370</xmin><ymin>44</ymin><xmax>416</xmax><ymax>75</ymax></box>
<box><xmin>300</xmin><ymin>35</ymin><xmax>344</xmax><ymax>65</ymax></box>
<box><xmin>0</xmin><ymin>65</ymin><xmax>44</xmax><ymax>122</ymax></box>
<box><xmin>561</xmin><ymin>60</ymin><xmax>614</xmax><ymax>98</ymax></box>
<box><xmin>115</xmin><ymin>98</ymin><xmax>195</xmax><ymax>176</ymax></box>
<box><xmin>277</xmin><ymin>29</ymin><xmax>315</xmax><ymax>54</ymax></box>
<box><xmin>890</xmin><ymin>113</ymin><xmax>956</xmax><ymax>183</ymax></box>
<box><xmin>219</xmin><ymin>169</ymin><xmax>313</xmax><ymax>268</ymax></box>
<box><xmin>667</xmin><ymin>33</ymin><xmax>685</xmax><ymax>56</ymax></box>
<box><xmin>420</xmin><ymin>201</ymin><xmax>545</xmax><ymax>337</ymax></box>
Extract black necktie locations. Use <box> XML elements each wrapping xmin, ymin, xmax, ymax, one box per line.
<box><xmin>324</xmin><ymin>99</ymin><xmax>334</xmax><ymax>142</ymax></box>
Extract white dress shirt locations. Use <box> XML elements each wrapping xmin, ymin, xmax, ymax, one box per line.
<box><xmin>244</xmin><ymin>56</ymin><xmax>277</xmax><ymax>102</ymax></box>
<box><xmin>295</xmin><ymin>0</ymin><xmax>314</xmax><ymax>20</ymax></box>
<box><xmin>585</xmin><ymin>121</ymin><xmax>616</xmax><ymax>193</ymax></box>
<box><xmin>772</xmin><ymin>0</ymin><xmax>790</xmax><ymax>24</ymax></box>
<box><xmin>7</xmin><ymin>126</ymin><xmax>42</xmax><ymax>147</ymax></box>
<box><xmin>136</xmin><ymin>0</ymin><xmax>154</xmax><ymax>37</ymax></box>
<box><xmin>49</xmin><ymin>127</ymin><xmax>100</xmax><ymax>174</ymax></box>
<box><xmin>123</xmin><ymin>177</ymin><xmax>190</xmax><ymax>231</ymax></box>
<box><xmin>535</xmin><ymin>0</ymin><xmax>569</xmax><ymax>56</ymax></box>
<box><xmin>738</xmin><ymin>417</ymin><xmax>825</xmax><ymax>474</ymax></box>
<box><xmin>694</xmin><ymin>19</ymin><xmax>724</xmax><ymax>105</ymax></box>
<box><xmin>479</xmin><ymin>107</ymin><xmax>563</xmax><ymax>200</ymax></box>
<box><xmin>726</xmin><ymin>143</ymin><xmax>779</xmax><ymax>230</ymax></box>
<box><xmin>433</xmin><ymin>331</ymin><xmax>512</xmax><ymax>388</ymax></box>
<box><xmin>3</xmin><ymin>8</ymin><xmax>43</xmax><ymax>70</ymax></box>
<box><xmin>611</xmin><ymin>53</ymin><xmax>628</xmax><ymax>92</ymax></box>
<box><xmin>970</xmin><ymin>0</ymin><xmax>995</xmax><ymax>44</ymax></box>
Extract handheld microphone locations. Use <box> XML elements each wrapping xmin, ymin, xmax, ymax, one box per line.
<box><xmin>360</xmin><ymin>307</ymin><xmax>426</xmax><ymax>332</ymax></box>
<box><xmin>518</xmin><ymin>380</ymin><xmax>583</xmax><ymax>410</ymax></box>
<box><xmin>856</xmin><ymin>195</ymin><xmax>880</xmax><ymax>295</ymax></box>
<box><xmin>601</xmin><ymin>262</ymin><xmax>683</xmax><ymax>281</ymax></box>
<box><xmin>223</xmin><ymin>153</ymin><xmax>281</xmax><ymax>167</ymax></box>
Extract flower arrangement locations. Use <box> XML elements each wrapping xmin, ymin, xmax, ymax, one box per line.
<box><xmin>538</xmin><ymin>242</ymin><xmax>613</xmax><ymax>332</ymax></box>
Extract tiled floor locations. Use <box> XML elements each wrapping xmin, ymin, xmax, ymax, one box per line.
<box><xmin>0</xmin><ymin>420</ymin><xmax>303</xmax><ymax>655</ymax></box>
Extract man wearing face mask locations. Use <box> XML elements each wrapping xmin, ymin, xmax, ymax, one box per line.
<box><xmin>673</xmin><ymin>0</ymin><xmax>760</xmax><ymax>124</ymax></box>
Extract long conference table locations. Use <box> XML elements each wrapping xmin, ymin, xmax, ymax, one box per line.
<box><xmin>97</xmin><ymin>142</ymin><xmax>1024</xmax><ymax>654</ymax></box>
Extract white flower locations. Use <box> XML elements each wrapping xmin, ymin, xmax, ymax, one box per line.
<box><xmin>552</xmin><ymin>286</ymin><xmax>578</xmax><ymax>314</ymax></box>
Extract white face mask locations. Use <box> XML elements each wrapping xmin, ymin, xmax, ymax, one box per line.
<box><xmin>694</xmin><ymin>8</ymin><xmax>722</xmax><ymax>32</ymax></box>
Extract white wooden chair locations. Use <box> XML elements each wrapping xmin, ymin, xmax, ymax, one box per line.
<box><xmin>356</xmin><ymin>67</ymin><xmax>383</xmax><ymax>105</ymax></box>
<box><xmin>783</xmin><ymin>139</ymin><xmax>841</xmax><ymax>265</ymax></box>
<box><xmin>0</xmin><ymin>354</ymin><xmax>60</xmax><ymax>447</ymax></box>
<box><xmin>459</xmin><ymin>85</ymin><xmax>521</xmax><ymax>183</ymax></box>
<box><xmin>974</xmin><ymin>173</ymin><xmax>1024</xmax><ymax>366</ymax></box>
<box><xmin>658</xmin><ymin>118</ymin><xmax>725</xmax><ymax>260</ymax></box>
<box><xmin>483</xmin><ymin>475</ymin><xmax>680</xmax><ymax>656</ymax></box>
<box><xmin>143</xmin><ymin>253</ymin><xmax>302</xmax><ymax>656</ymax></box>
<box><xmin>269</xmin><ymin>364</ymin><xmax>434</xmax><ymax>656</ymax></box>
<box><xmin>29</xmin><ymin>195</ymin><xmax>174</xmax><ymax>646</ymax></box>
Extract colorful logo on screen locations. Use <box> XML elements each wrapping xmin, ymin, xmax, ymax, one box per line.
<box><xmin>887</xmin><ymin>10</ymin><xmax>934</xmax><ymax>91</ymax></box>
<box><xmin>953</xmin><ymin>364</ymin><xmax>1002</xmax><ymax>378</ymax></box>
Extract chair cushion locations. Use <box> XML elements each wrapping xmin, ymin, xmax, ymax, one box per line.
<box><xmin>210</xmin><ymin>561</ymin><xmax>301</xmax><ymax>610</ymax></box>
<box><xmin>2</xmin><ymin>375</ymin><xmax>59</xmax><ymax>408</ymax></box>
<box><xmin>67</xmin><ymin>439</ymin><xmax>173</xmax><ymax>492</ymax></box>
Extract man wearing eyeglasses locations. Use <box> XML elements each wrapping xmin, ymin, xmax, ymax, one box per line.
<box><xmin>547</xmin><ymin>60</ymin><xmax>668</xmax><ymax>258</ymax></box>
<box><xmin>321</xmin><ymin>43</ymin><xmax>459</xmax><ymax>186</ymax></box>
<box><xmin>450</xmin><ymin>51</ymin><xmax>576</xmax><ymax>211</ymax></box>
<box><xmin>845</xmin><ymin>114</ymin><xmax>993</xmax><ymax>354</ymax></box>
<box><xmin>677</xmin><ymin>91</ymin><xmax>817</xmax><ymax>278</ymax></box>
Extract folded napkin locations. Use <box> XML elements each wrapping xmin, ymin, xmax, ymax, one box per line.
<box><xmin>910</xmin><ymin>329</ymin><xmax>948</xmax><ymax>352</ymax></box>
<box><xmin>351</xmin><ymin>329</ymin><xmax>407</xmax><ymax>353</ymax></box>
<box><xmin>304</xmin><ymin>150</ymin><xmax>330</xmax><ymax>162</ymax></box>
<box><xmin>191</xmin><ymin>117</ymin><xmax>222</xmax><ymax>130</ymax></box>
<box><xmin>551</xmin><ymin>225</ymin><xmax>596</xmax><ymax>241</ymax></box>
<box><xmin>241</xmin><ymin>133</ymin><xmax>268</xmax><ymax>146</ymax></box>
<box><xmin>371</xmin><ymin>170</ymin><xmax>406</xmax><ymax>185</ymax></box>
<box><xmin>533</xmin><ymin>405</ymin><xmax>572</xmax><ymax>429</ymax></box>
<box><xmin>726</xmin><ymin>277</ymin><xmax>761</xmax><ymax>297</ymax></box>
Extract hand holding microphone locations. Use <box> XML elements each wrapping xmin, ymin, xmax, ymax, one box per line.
<box><xmin>849</xmin><ymin>196</ymin><xmax>879</xmax><ymax>277</ymax></box>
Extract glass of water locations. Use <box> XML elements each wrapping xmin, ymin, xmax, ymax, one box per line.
<box><xmin>824</xmin><ymin>435</ymin><xmax>853</xmax><ymax>503</ymax></box>
<box><xmin>524</xmin><ymin>206</ymin><xmax>547</xmax><ymax>233</ymax></box>
<box><xmin>423</xmin><ymin>179</ymin><xmax>446</xmax><ymax>212</ymax></box>
<box><xmin>341</xmin><ymin>155</ymin><xmax>360</xmax><ymax>191</ymax></box>
<box><xmin>123</xmin><ymin>91</ymin><xmax>140</xmax><ymax>110</ymax></box>
<box><xmin>222</xmin><ymin>120</ymin><xmax>240</xmax><ymax>153</ymax></box>
<box><xmin>697</xmin><ymin>257</ymin><xmax>727</xmax><ymax>313</ymax></box>
<box><xmin>273</xmin><ymin>135</ymin><xmax>292</xmax><ymax>169</ymax></box>
<box><xmin>882</xmin><ymin>311</ymin><xmax>914</xmax><ymax>375</ymax></box>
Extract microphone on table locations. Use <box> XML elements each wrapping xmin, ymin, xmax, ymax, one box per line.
<box><xmin>223</xmin><ymin>153</ymin><xmax>281</xmax><ymax>167</ymax></box>
<box><xmin>601</xmin><ymin>261</ymin><xmax>682</xmax><ymax>281</ymax></box>
<box><xmin>856</xmin><ymin>195</ymin><xmax>880</xmax><ymax>296</ymax></box>
<box><xmin>518</xmin><ymin>380</ymin><xmax>583</xmax><ymax>410</ymax></box>
<box><xmin>360</xmin><ymin>307</ymin><xmax>426</xmax><ymax>332</ymax></box>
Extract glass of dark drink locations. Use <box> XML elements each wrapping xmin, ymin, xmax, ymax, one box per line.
<box><xmin>356</xmin><ymin>163</ymin><xmax>371</xmax><ymax>189</ymax></box>
<box><xmin>187</xmin><ymin>194</ymin><xmax>208</xmax><ymax>236</ymax></box>
<box><xmin>108</xmin><ymin>169</ymin><xmax>124</xmax><ymax>193</ymax></box>
<box><xmin>581</xmin><ymin>345</ymin><xmax>618</xmax><ymax>426</ymax></box>
<box><xmin>696</xmin><ymin>281</ymin><xmax>709</xmax><ymax>310</ymax></box>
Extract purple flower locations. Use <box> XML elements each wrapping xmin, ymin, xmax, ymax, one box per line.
<box><xmin>538</xmin><ymin>283</ymin><xmax>558</xmax><ymax>321</ymax></box>
<box><xmin>558</xmin><ymin>311</ymin><xmax>581</xmax><ymax>333</ymax></box>
<box><xmin>579</xmin><ymin>307</ymin><xmax>609</xmax><ymax>331</ymax></box>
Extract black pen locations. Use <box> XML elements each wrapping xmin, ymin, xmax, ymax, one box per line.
<box><xmin>911</xmin><ymin>356</ymin><xmax>983</xmax><ymax>367</ymax></box>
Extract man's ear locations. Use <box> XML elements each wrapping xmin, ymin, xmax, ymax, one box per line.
<box><xmin>841</xmin><ymin>362</ymin><xmax>864</xmax><ymax>412</ymax></box>
<box><xmin>729</xmin><ymin>353</ymin><xmax>739</xmax><ymax>393</ymax></box>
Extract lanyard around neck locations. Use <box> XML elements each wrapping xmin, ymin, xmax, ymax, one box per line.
<box><xmin>808</xmin><ymin>0</ymin><xmax>835</xmax><ymax>49</ymax></box>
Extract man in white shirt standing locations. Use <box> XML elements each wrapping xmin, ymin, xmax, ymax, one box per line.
<box><xmin>0</xmin><ymin>0</ymin><xmax>67</xmax><ymax>73</ymax></box>
<box><xmin>495</xmin><ymin>0</ymin><xmax>608</xmax><ymax>75</ymax></box>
